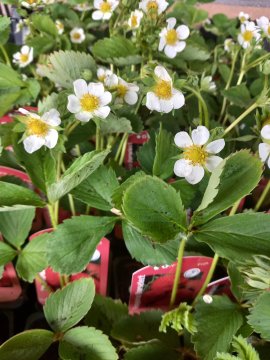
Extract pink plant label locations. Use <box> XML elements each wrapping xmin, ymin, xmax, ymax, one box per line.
<box><xmin>129</xmin><ymin>256</ymin><xmax>213</xmax><ymax>314</ymax></box>
<box><xmin>0</xmin><ymin>263</ymin><xmax>22</xmax><ymax>303</ymax></box>
<box><xmin>124</xmin><ymin>130</ymin><xmax>149</xmax><ymax>170</ymax></box>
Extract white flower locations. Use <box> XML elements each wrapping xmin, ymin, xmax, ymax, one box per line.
<box><xmin>56</xmin><ymin>20</ymin><xmax>64</xmax><ymax>35</ymax></box>
<box><xmin>238</xmin><ymin>11</ymin><xmax>249</xmax><ymax>23</ymax></box>
<box><xmin>67</xmin><ymin>79</ymin><xmax>112</xmax><ymax>122</ymax></box>
<box><xmin>238</xmin><ymin>21</ymin><xmax>260</xmax><ymax>49</ymax></box>
<box><xmin>224</xmin><ymin>38</ymin><xmax>234</xmax><ymax>52</ymax></box>
<box><xmin>146</xmin><ymin>65</ymin><xmax>185</xmax><ymax>113</ymax></box>
<box><xmin>92</xmin><ymin>0</ymin><xmax>119</xmax><ymax>21</ymax></box>
<box><xmin>20</xmin><ymin>0</ymin><xmax>39</xmax><ymax>8</ymax></box>
<box><xmin>13</xmin><ymin>46</ymin><xmax>33</xmax><ymax>68</ymax></box>
<box><xmin>75</xmin><ymin>3</ymin><xmax>91</xmax><ymax>11</ymax></box>
<box><xmin>259</xmin><ymin>125</ymin><xmax>270</xmax><ymax>169</ymax></box>
<box><xmin>201</xmin><ymin>75</ymin><xmax>216</xmax><ymax>93</ymax></box>
<box><xmin>128</xmin><ymin>10</ymin><xmax>144</xmax><ymax>29</ymax></box>
<box><xmin>203</xmin><ymin>294</ymin><xmax>213</xmax><ymax>304</ymax></box>
<box><xmin>257</xmin><ymin>16</ymin><xmax>270</xmax><ymax>38</ymax></box>
<box><xmin>70</xmin><ymin>27</ymin><xmax>85</xmax><ymax>43</ymax></box>
<box><xmin>139</xmin><ymin>0</ymin><xmax>168</xmax><ymax>16</ymax></box>
<box><xmin>19</xmin><ymin>108</ymin><xmax>61</xmax><ymax>154</ymax></box>
<box><xmin>115</xmin><ymin>78</ymin><xmax>139</xmax><ymax>105</ymax></box>
<box><xmin>96</xmin><ymin>67</ymin><xmax>117</xmax><ymax>89</ymax></box>
<box><xmin>174</xmin><ymin>126</ymin><xmax>225</xmax><ymax>184</ymax></box>
<box><xmin>159</xmin><ymin>18</ymin><xmax>189</xmax><ymax>59</ymax></box>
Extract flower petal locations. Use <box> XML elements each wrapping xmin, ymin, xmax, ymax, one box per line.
<box><xmin>164</xmin><ymin>45</ymin><xmax>177</xmax><ymax>58</ymax></box>
<box><xmin>174</xmin><ymin>132</ymin><xmax>192</xmax><ymax>148</ymax></box>
<box><xmin>175</xmin><ymin>41</ymin><xmax>186</xmax><ymax>52</ymax></box>
<box><xmin>42</xmin><ymin>109</ymin><xmax>61</xmax><ymax>126</ymax></box>
<box><xmin>76</xmin><ymin>111</ymin><xmax>93</xmax><ymax>122</ymax></box>
<box><xmin>99</xmin><ymin>91</ymin><xmax>112</xmax><ymax>106</ymax></box>
<box><xmin>185</xmin><ymin>165</ymin><xmax>204</xmax><ymax>184</ymax></box>
<box><xmin>88</xmin><ymin>82</ymin><xmax>104</xmax><ymax>97</ymax></box>
<box><xmin>21</xmin><ymin>45</ymin><xmax>30</xmax><ymax>55</ymax></box>
<box><xmin>146</xmin><ymin>92</ymin><xmax>160</xmax><ymax>112</ymax></box>
<box><xmin>176</xmin><ymin>25</ymin><xmax>190</xmax><ymax>40</ymax></box>
<box><xmin>154</xmin><ymin>65</ymin><xmax>171</xmax><ymax>81</ymax></box>
<box><xmin>261</xmin><ymin>125</ymin><xmax>270</xmax><ymax>140</ymax></box>
<box><xmin>73</xmin><ymin>79</ymin><xmax>88</xmax><ymax>98</ymax></box>
<box><xmin>159</xmin><ymin>99</ymin><xmax>174</xmax><ymax>113</ymax></box>
<box><xmin>191</xmin><ymin>126</ymin><xmax>210</xmax><ymax>146</ymax></box>
<box><xmin>205</xmin><ymin>155</ymin><xmax>223</xmax><ymax>172</ymax></box>
<box><xmin>125</xmin><ymin>91</ymin><xmax>138</xmax><ymax>105</ymax></box>
<box><xmin>92</xmin><ymin>10</ymin><xmax>103</xmax><ymax>20</ymax></box>
<box><xmin>172</xmin><ymin>90</ymin><xmax>185</xmax><ymax>109</ymax></box>
<box><xmin>166</xmin><ymin>17</ymin><xmax>176</xmax><ymax>29</ymax></box>
<box><xmin>93</xmin><ymin>106</ymin><xmax>111</xmax><ymax>119</ymax></box>
<box><xmin>23</xmin><ymin>135</ymin><xmax>45</xmax><ymax>154</ymax></box>
<box><xmin>67</xmin><ymin>95</ymin><xmax>81</xmax><ymax>113</ymax></box>
<box><xmin>44</xmin><ymin>129</ymin><xmax>58</xmax><ymax>149</ymax></box>
<box><xmin>206</xmin><ymin>139</ymin><xmax>225</xmax><ymax>154</ymax></box>
<box><xmin>159</xmin><ymin>37</ymin><xmax>166</xmax><ymax>51</ymax></box>
<box><xmin>174</xmin><ymin>159</ymin><xmax>193</xmax><ymax>177</ymax></box>
<box><xmin>259</xmin><ymin>142</ymin><xmax>270</xmax><ymax>162</ymax></box>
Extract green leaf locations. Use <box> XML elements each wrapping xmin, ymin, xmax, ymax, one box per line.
<box><xmin>172</xmin><ymin>3</ymin><xmax>208</xmax><ymax>26</ymax></box>
<box><xmin>31</xmin><ymin>13</ymin><xmax>57</xmax><ymax>36</ymax></box>
<box><xmin>153</xmin><ymin>127</ymin><xmax>178</xmax><ymax>180</ymax></box>
<box><xmin>48</xmin><ymin>149</ymin><xmax>110</xmax><ymax>202</ymax></box>
<box><xmin>123</xmin><ymin>343</ymin><xmax>179</xmax><ymax>360</ymax></box>
<box><xmin>44</xmin><ymin>278</ymin><xmax>95</xmax><ymax>333</ymax></box>
<box><xmin>0</xmin><ymin>16</ymin><xmax>11</xmax><ymax>45</ymax></box>
<box><xmin>122</xmin><ymin>176</ymin><xmax>187</xmax><ymax>243</ymax></box>
<box><xmin>37</xmin><ymin>50</ymin><xmax>96</xmax><ymax>89</ymax></box>
<box><xmin>216</xmin><ymin>335</ymin><xmax>260</xmax><ymax>360</ymax></box>
<box><xmin>111</xmin><ymin>310</ymin><xmax>179</xmax><ymax>347</ymax></box>
<box><xmin>0</xmin><ymin>92</ymin><xmax>21</xmax><ymax>117</ymax></box>
<box><xmin>160</xmin><ymin>302</ymin><xmax>197</xmax><ymax>334</ymax></box>
<box><xmin>248</xmin><ymin>292</ymin><xmax>270</xmax><ymax>341</ymax></box>
<box><xmin>92</xmin><ymin>36</ymin><xmax>138</xmax><ymax>64</ymax></box>
<box><xmin>0</xmin><ymin>63</ymin><xmax>24</xmax><ymax>88</ymax></box>
<box><xmin>26</xmin><ymin>34</ymin><xmax>55</xmax><ymax>55</ymax></box>
<box><xmin>47</xmin><ymin>215</ymin><xmax>116</xmax><ymax>275</ymax></box>
<box><xmin>0</xmin><ymin>329</ymin><xmax>54</xmax><ymax>360</ymax></box>
<box><xmin>0</xmin><ymin>241</ymin><xmax>16</xmax><ymax>266</ymax></box>
<box><xmin>72</xmin><ymin>165</ymin><xmax>119</xmax><ymax>211</ymax></box>
<box><xmin>100</xmin><ymin>114</ymin><xmax>132</xmax><ymax>135</ymax></box>
<box><xmin>193</xmin><ymin>213</ymin><xmax>270</xmax><ymax>263</ymax></box>
<box><xmin>222</xmin><ymin>85</ymin><xmax>251</xmax><ymax>108</ymax></box>
<box><xmin>180</xmin><ymin>35</ymin><xmax>210</xmax><ymax>61</ymax></box>
<box><xmin>192</xmin><ymin>151</ymin><xmax>262</xmax><ymax>226</ymax></box>
<box><xmin>0</xmin><ymin>181</ymin><xmax>45</xmax><ymax>207</ymax></box>
<box><xmin>59</xmin><ymin>326</ymin><xmax>117</xmax><ymax>360</ymax></box>
<box><xmin>137</xmin><ymin>131</ymin><xmax>156</xmax><ymax>174</ymax></box>
<box><xmin>122</xmin><ymin>221</ymin><xmax>178</xmax><ymax>266</ymax></box>
<box><xmin>16</xmin><ymin>234</ymin><xmax>48</xmax><ymax>282</ymax></box>
<box><xmin>84</xmin><ymin>294</ymin><xmax>128</xmax><ymax>336</ymax></box>
<box><xmin>0</xmin><ymin>208</ymin><xmax>35</xmax><ymax>248</ymax></box>
<box><xmin>192</xmin><ymin>296</ymin><xmax>243</xmax><ymax>360</ymax></box>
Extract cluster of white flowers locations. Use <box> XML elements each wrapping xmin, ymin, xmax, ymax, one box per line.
<box><xmin>259</xmin><ymin>125</ymin><xmax>270</xmax><ymax>169</ymax></box>
<box><xmin>173</xmin><ymin>126</ymin><xmax>225</xmax><ymax>184</ymax></box>
<box><xmin>13</xmin><ymin>45</ymin><xmax>34</xmax><ymax>68</ymax></box>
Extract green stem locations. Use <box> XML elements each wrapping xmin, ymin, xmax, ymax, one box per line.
<box><xmin>245</xmin><ymin>53</ymin><xmax>270</xmax><ymax>71</ymax></box>
<box><xmin>65</xmin><ymin>121</ymin><xmax>80</xmax><ymax>136</ymax></box>
<box><xmin>237</xmin><ymin>51</ymin><xmax>247</xmax><ymax>86</ymax></box>
<box><xmin>184</xmin><ymin>85</ymin><xmax>209</xmax><ymax>128</ymax></box>
<box><xmin>118</xmin><ymin>133</ymin><xmax>128</xmax><ymax>166</ymax></box>
<box><xmin>224</xmin><ymin>101</ymin><xmax>258</xmax><ymax>135</ymax></box>
<box><xmin>96</xmin><ymin>124</ymin><xmax>101</xmax><ymax>150</ymax></box>
<box><xmin>170</xmin><ymin>235</ymin><xmax>187</xmax><ymax>307</ymax></box>
<box><xmin>114</xmin><ymin>133</ymin><xmax>127</xmax><ymax>162</ymax></box>
<box><xmin>47</xmin><ymin>204</ymin><xmax>58</xmax><ymax>229</ymax></box>
<box><xmin>255</xmin><ymin>179</ymin><xmax>270</xmax><ymax>212</ymax></box>
<box><xmin>0</xmin><ymin>45</ymin><xmax>11</xmax><ymax>66</ymax></box>
<box><xmin>61</xmin><ymin>161</ymin><xmax>76</xmax><ymax>216</ymax></box>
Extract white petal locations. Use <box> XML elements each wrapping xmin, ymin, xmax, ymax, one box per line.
<box><xmin>125</xmin><ymin>91</ymin><xmax>138</xmax><ymax>105</ymax></box>
<box><xmin>99</xmin><ymin>91</ymin><xmax>112</xmax><ymax>106</ymax></box>
<box><xmin>92</xmin><ymin>10</ymin><xmax>103</xmax><ymax>20</ymax></box>
<box><xmin>154</xmin><ymin>65</ymin><xmax>171</xmax><ymax>81</ymax></box>
<box><xmin>166</xmin><ymin>17</ymin><xmax>176</xmax><ymax>29</ymax></box>
<box><xmin>103</xmin><ymin>12</ymin><xmax>112</xmax><ymax>20</ymax></box>
<box><xmin>174</xmin><ymin>132</ymin><xmax>192</xmax><ymax>148</ymax></box>
<box><xmin>206</xmin><ymin>139</ymin><xmax>225</xmax><ymax>154</ymax></box>
<box><xmin>73</xmin><ymin>79</ymin><xmax>88</xmax><ymax>98</ymax></box>
<box><xmin>23</xmin><ymin>135</ymin><xmax>45</xmax><ymax>154</ymax></box>
<box><xmin>174</xmin><ymin>159</ymin><xmax>193</xmax><ymax>177</ymax></box>
<box><xmin>159</xmin><ymin>37</ymin><xmax>166</xmax><ymax>51</ymax></box>
<box><xmin>21</xmin><ymin>45</ymin><xmax>30</xmax><ymax>55</ymax></box>
<box><xmin>18</xmin><ymin>108</ymin><xmax>31</xmax><ymax>116</ymax></box>
<box><xmin>205</xmin><ymin>155</ymin><xmax>223</xmax><ymax>172</ymax></box>
<box><xmin>94</xmin><ymin>0</ymin><xmax>103</xmax><ymax>7</ymax></box>
<box><xmin>13</xmin><ymin>52</ymin><xmax>21</xmax><ymax>60</ymax></box>
<box><xmin>146</xmin><ymin>92</ymin><xmax>160</xmax><ymax>112</ymax></box>
<box><xmin>261</xmin><ymin>125</ymin><xmax>270</xmax><ymax>140</ymax></box>
<box><xmin>259</xmin><ymin>142</ymin><xmax>270</xmax><ymax>162</ymax></box>
<box><xmin>159</xmin><ymin>99</ymin><xmax>174</xmax><ymax>113</ymax></box>
<box><xmin>175</xmin><ymin>41</ymin><xmax>186</xmax><ymax>52</ymax></box>
<box><xmin>75</xmin><ymin>111</ymin><xmax>92</xmax><ymax>122</ymax></box>
<box><xmin>164</xmin><ymin>45</ymin><xmax>177</xmax><ymax>58</ymax></box>
<box><xmin>93</xmin><ymin>106</ymin><xmax>110</xmax><ymax>118</ymax></box>
<box><xmin>176</xmin><ymin>25</ymin><xmax>190</xmax><ymax>40</ymax></box>
<box><xmin>172</xmin><ymin>90</ymin><xmax>185</xmax><ymax>109</ymax></box>
<box><xmin>267</xmin><ymin>156</ymin><xmax>270</xmax><ymax>169</ymax></box>
<box><xmin>104</xmin><ymin>74</ymin><xmax>118</xmax><ymax>88</ymax></box>
<box><xmin>185</xmin><ymin>165</ymin><xmax>204</xmax><ymax>184</ymax></box>
<box><xmin>67</xmin><ymin>95</ymin><xmax>81</xmax><ymax>113</ymax></box>
<box><xmin>42</xmin><ymin>109</ymin><xmax>61</xmax><ymax>126</ymax></box>
<box><xmin>88</xmin><ymin>82</ymin><xmax>104</xmax><ymax>96</ymax></box>
<box><xmin>44</xmin><ymin>129</ymin><xmax>58</xmax><ymax>149</ymax></box>
<box><xmin>191</xmin><ymin>126</ymin><xmax>210</xmax><ymax>146</ymax></box>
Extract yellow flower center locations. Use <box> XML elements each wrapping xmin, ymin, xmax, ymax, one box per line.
<box><xmin>243</xmin><ymin>30</ymin><xmax>253</xmax><ymax>42</ymax></box>
<box><xmin>100</xmin><ymin>2</ymin><xmax>111</xmax><ymax>13</ymax></box>
<box><xmin>98</xmin><ymin>74</ymin><xmax>106</xmax><ymax>82</ymax></box>
<box><xmin>80</xmin><ymin>94</ymin><xmax>100</xmax><ymax>112</ymax></box>
<box><xmin>154</xmin><ymin>80</ymin><xmax>172</xmax><ymax>100</ymax></box>
<box><xmin>166</xmin><ymin>29</ymin><xmax>178</xmax><ymax>45</ymax></box>
<box><xmin>27</xmin><ymin>118</ymin><xmax>49</xmax><ymax>137</ymax></box>
<box><xmin>73</xmin><ymin>32</ymin><xmax>81</xmax><ymax>40</ymax></box>
<box><xmin>56</xmin><ymin>22</ymin><xmax>64</xmax><ymax>30</ymax></box>
<box><xmin>147</xmin><ymin>1</ymin><xmax>158</xmax><ymax>12</ymax></box>
<box><xmin>267</xmin><ymin>26</ymin><xmax>270</xmax><ymax>35</ymax></box>
<box><xmin>117</xmin><ymin>84</ymin><xmax>128</xmax><ymax>98</ymax></box>
<box><xmin>20</xmin><ymin>54</ymin><xmax>29</xmax><ymax>63</ymax></box>
<box><xmin>183</xmin><ymin>145</ymin><xmax>207</xmax><ymax>165</ymax></box>
<box><xmin>240</xmin><ymin>16</ymin><xmax>246</xmax><ymax>23</ymax></box>
<box><xmin>131</xmin><ymin>15</ymin><xmax>138</xmax><ymax>28</ymax></box>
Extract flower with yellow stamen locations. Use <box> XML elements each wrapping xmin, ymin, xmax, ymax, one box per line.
<box><xmin>159</xmin><ymin>17</ymin><xmax>190</xmax><ymax>59</ymax></box>
<box><xmin>56</xmin><ymin>20</ymin><xmax>64</xmax><ymax>35</ymax></box>
<box><xmin>146</xmin><ymin>65</ymin><xmax>185</xmax><ymax>113</ymax></box>
<box><xmin>67</xmin><ymin>79</ymin><xmax>112</xmax><ymax>122</ymax></box>
<box><xmin>238</xmin><ymin>21</ymin><xmax>260</xmax><ymax>49</ymax></box>
<box><xmin>257</xmin><ymin>16</ymin><xmax>270</xmax><ymax>38</ymax></box>
<box><xmin>115</xmin><ymin>78</ymin><xmax>139</xmax><ymax>105</ymax></box>
<box><xmin>19</xmin><ymin>108</ymin><xmax>61</xmax><ymax>154</ymax></box>
<box><xmin>13</xmin><ymin>45</ymin><xmax>33</xmax><ymax>68</ymax></box>
<box><xmin>92</xmin><ymin>0</ymin><xmax>119</xmax><ymax>21</ymax></box>
<box><xmin>70</xmin><ymin>27</ymin><xmax>85</xmax><ymax>43</ymax></box>
<box><xmin>128</xmin><ymin>10</ymin><xmax>143</xmax><ymax>29</ymax></box>
<box><xmin>174</xmin><ymin>126</ymin><xmax>225</xmax><ymax>184</ymax></box>
<box><xmin>139</xmin><ymin>0</ymin><xmax>168</xmax><ymax>16</ymax></box>
<box><xmin>238</xmin><ymin>11</ymin><xmax>249</xmax><ymax>24</ymax></box>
